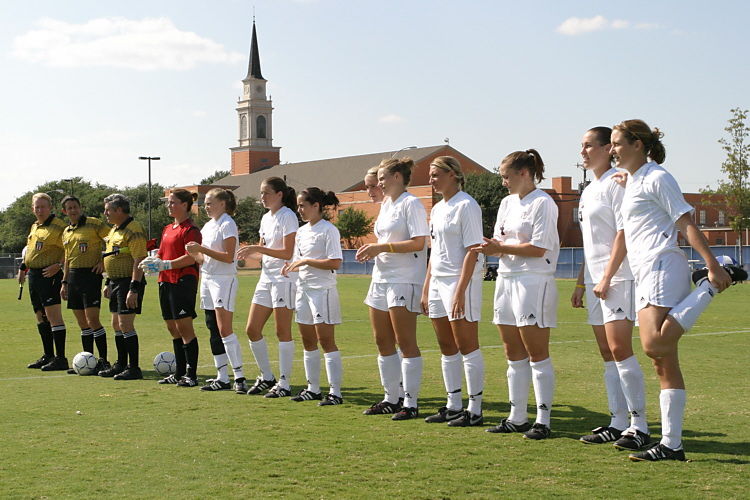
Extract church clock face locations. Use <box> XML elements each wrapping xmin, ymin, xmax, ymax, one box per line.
<box><xmin>256</xmin><ymin>85</ymin><xmax>263</xmax><ymax>93</ymax></box>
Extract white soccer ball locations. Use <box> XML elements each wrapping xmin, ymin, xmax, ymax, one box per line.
<box><xmin>153</xmin><ymin>351</ymin><xmax>176</xmax><ymax>376</ymax></box>
<box><xmin>72</xmin><ymin>351</ymin><xmax>98</xmax><ymax>375</ymax></box>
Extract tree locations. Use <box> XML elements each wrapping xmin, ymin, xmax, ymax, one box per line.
<box><xmin>200</xmin><ymin>170</ymin><xmax>231</xmax><ymax>185</ymax></box>
<box><xmin>464</xmin><ymin>169</ymin><xmax>509</xmax><ymax>238</ymax></box>
<box><xmin>335</xmin><ymin>207</ymin><xmax>374</xmax><ymax>249</ymax></box>
<box><xmin>701</xmin><ymin>107</ymin><xmax>750</xmax><ymax>265</ymax></box>
<box><xmin>233</xmin><ymin>196</ymin><xmax>266</xmax><ymax>244</ymax></box>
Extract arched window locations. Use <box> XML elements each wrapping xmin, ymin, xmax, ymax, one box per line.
<box><xmin>257</xmin><ymin>115</ymin><xmax>267</xmax><ymax>139</ymax></box>
<box><xmin>240</xmin><ymin>115</ymin><xmax>248</xmax><ymax>139</ymax></box>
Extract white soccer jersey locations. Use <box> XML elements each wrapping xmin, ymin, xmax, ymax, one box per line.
<box><xmin>258</xmin><ymin>206</ymin><xmax>299</xmax><ymax>284</ymax></box>
<box><xmin>621</xmin><ymin>162</ymin><xmax>693</xmax><ymax>273</ymax></box>
<box><xmin>579</xmin><ymin>168</ymin><xmax>634</xmax><ymax>284</ymax></box>
<box><xmin>200</xmin><ymin>213</ymin><xmax>239</xmax><ymax>276</ymax></box>
<box><xmin>494</xmin><ymin>188</ymin><xmax>559</xmax><ymax>275</ymax></box>
<box><xmin>372</xmin><ymin>192</ymin><xmax>429</xmax><ymax>285</ymax></box>
<box><xmin>429</xmin><ymin>190</ymin><xmax>485</xmax><ymax>277</ymax></box>
<box><xmin>294</xmin><ymin>219</ymin><xmax>343</xmax><ymax>290</ymax></box>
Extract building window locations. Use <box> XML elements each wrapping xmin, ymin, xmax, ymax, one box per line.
<box><xmin>240</xmin><ymin>115</ymin><xmax>247</xmax><ymax>139</ymax></box>
<box><xmin>257</xmin><ymin>115</ymin><xmax>267</xmax><ymax>139</ymax></box>
<box><xmin>719</xmin><ymin>211</ymin><xmax>725</xmax><ymax>225</ymax></box>
<box><xmin>716</xmin><ymin>238</ymin><xmax>724</xmax><ymax>245</ymax></box>
<box><xmin>699</xmin><ymin>210</ymin><xmax>706</xmax><ymax>225</ymax></box>
<box><xmin>573</xmin><ymin>207</ymin><xmax>580</xmax><ymax>225</ymax></box>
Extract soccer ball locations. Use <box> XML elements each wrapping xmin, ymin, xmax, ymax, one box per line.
<box><xmin>72</xmin><ymin>351</ymin><xmax>98</xmax><ymax>375</ymax></box>
<box><xmin>153</xmin><ymin>351</ymin><xmax>176</xmax><ymax>376</ymax></box>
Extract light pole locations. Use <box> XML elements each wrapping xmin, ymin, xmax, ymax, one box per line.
<box><xmin>391</xmin><ymin>145</ymin><xmax>417</xmax><ymax>158</ymax></box>
<box><xmin>138</xmin><ymin>156</ymin><xmax>160</xmax><ymax>240</ymax></box>
<box><xmin>62</xmin><ymin>178</ymin><xmax>74</xmax><ymax>196</ymax></box>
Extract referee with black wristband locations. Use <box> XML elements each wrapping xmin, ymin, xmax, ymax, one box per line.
<box><xmin>98</xmin><ymin>193</ymin><xmax>148</xmax><ymax>380</ymax></box>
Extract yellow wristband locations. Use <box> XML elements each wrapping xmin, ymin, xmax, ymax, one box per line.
<box><xmin>575</xmin><ymin>284</ymin><xmax>586</xmax><ymax>290</ymax></box>
<box><xmin>389</xmin><ymin>242</ymin><xmax>394</xmax><ymax>253</ymax></box>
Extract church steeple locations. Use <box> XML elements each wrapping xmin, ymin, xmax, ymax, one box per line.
<box><xmin>231</xmin><ymin>19</ymin><xmax>281</xmax><ymax>176</ymax></box>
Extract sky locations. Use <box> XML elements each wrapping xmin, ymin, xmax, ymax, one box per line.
<box><xmin>2</xmin><ymin>0</ymin><xmax>749</xmax><ymax>210</ymax></box>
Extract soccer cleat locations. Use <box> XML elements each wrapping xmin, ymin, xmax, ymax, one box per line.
<box><xmin>692</xmin><ymin>264</ymin><xmax>748</xmax><ymax>285</ymax></box>
<box><xmin>447</xmin><ymin>410</ymin><xmax>484</xmax><ymax>427</ymax></box>
<box><xmin>363</xmin><ymin>400</ymin><xmax>402</xmax><ymax>415</ymax></box>
<box><xmin>486</xmin><ymin>418</ymin><xmax>532</xmax><ymax>434</ymax></box>
<box><xmin>41</xmin><ymin>356</ymin><xmax>69</xmax><ymax>372</ymax></box>
<box><xmin>93</xmin><ymin>359</ymin><xmax>110</xmax><ymax>376</ymax></box>
<box><xmin>613</xmin><ymin>428</ymin><xmax>651</xmax><ymax>451</ymax></box>
<box><xmin>264</xmin><ymin>385</ymin><xmax>292</xmax><ymax>398</ymax></box>
<box><xmin>579</xmin><ymin>426</ymin><xmax>624</xmax><ymax>444</ymax></box>
<box><xmin>176</xmin><ymin>375</ymin><xmax>198</xmax><ymax>387</ymax></box>
<box><xmin>98</xmin><ymin>361</ymin><xmax>124</xmax><ymax>377</ymax></box>
<box><xmin>114</xmin><ymin>365</ymin><xmax>143</xmax><ymax>380</ymax></box>
<box><xmin>246</xmin><ymin>376</ymin><xmax>277</xmax><ymax>395</ymax></box>
<box><xmin>28</xmin><ymin>354</ymin><xmax>53</xmax><ymax>369</ymax></box>
<box><xmin>158</xmin><ymin>374</ymin><xmax>180</xmax><ymax>385</ymax></box>
<box><xmin>200</xmin><ymin>379</ymin><xmax>231</xmax><ymax>391</ymax></box>
<box><xmin>67</xmin><ymin>368</ymin><xmax>77</xmax><ymax>375</ymax></box>
<box><xmin>318</xmin><ymin>393</ymin><xmax>343</xmax><ymax>406</ymax></box>
<box><xmin>392</xmin><ymin>407</ymin><xmax>419</xmax><ymax>421</ymax></box>
<box><xmin>523</xmin><ymin>423</ymin><xmax>551</xmax><ymax>440</ymax></box>
<box><xmin>424</xmin><ymin>406</ymin><xmax>463</xmax><ymax>423</ymax></box>
<box><xmin>290</xmin><ymin>389</ymin><xmax>322</xmax><ymax>402</ymax></box>
<box><xmin>629</xmin><ymin>442</ymin><xmax>686</xmax><ymax>462</ymax></box>
<box><xmin>234</xmin><ymin>378</ymin><xmax>249</xmax><ymax>394</ymax></box>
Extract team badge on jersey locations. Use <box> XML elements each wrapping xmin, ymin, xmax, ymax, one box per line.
<box><xmin>36</xmin><ymin>241</ymin><xmax>44</xmax><ymax>251</ymax></box>
<box><xmin>79</xmin><ymin>242</ymin><xmax>88</xmax><ymax>253</ymax></box>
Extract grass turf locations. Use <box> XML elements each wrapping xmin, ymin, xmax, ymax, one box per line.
<box><xmin>1</xmin><ymin>275</ymin><xmax>748</xmax><ymax>499</ymax></box>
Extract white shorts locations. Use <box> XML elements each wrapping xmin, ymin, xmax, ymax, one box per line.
<box><xmin>200</xmin><ymin>274</ymin><xmax>238</xmax><ymax>312</ymax></box>
<box><xmin>493</xmin><ymin>274</ymin><xmax>557</xmax><ymax>328</ymax></box>
<box><xmin>634</xmin><ymin>251</ymin><xmax>691</xmax><ymax>313</ymax></box>
<box><xmin>295</xmin><ymin>287</ymin><xmax>342</xmax><ymax>325</ymax></box>
<box><xmin>427</xmin><ymin>275</ymin><xmax>482</xmax><ymax>322</ymax></box>
<box><xmin>364</xmin><ymin>282</ymin><xmax>421</xmax><ymax>313</ymax></box>
<box><xmin>252</xmin><ymin>281</ymin><xmax>296</xmax><ymax>310</ymax></box>
<box><xmin>585</xmin><ymin>280</ymin><xmax>635</xmax><ymax>325</ymax></box>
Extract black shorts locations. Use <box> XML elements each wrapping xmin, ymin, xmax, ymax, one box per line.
<box><xmin>67</xmin><ymin>268</ymin><xmax>103</xmax><ymax>310</ymax></box>
<box><xmin>27</xmin><ymin>268</ymin><xmax>63</xmax><ymax>313</ymax></box>
<box><xmin>109</xmin><ymin>277</ymin><xmax>146</xmax><ymax>315</ymax></box>
<box><xmin>159</xmin><ymin>275</ymin><xmax>198</xmax><ymax>321</ymax></box>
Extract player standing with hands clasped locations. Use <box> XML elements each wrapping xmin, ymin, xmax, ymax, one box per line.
<box><xmin>357</xmin><ymin>158</ymin><xmax>429</xmax><ymax>420</ymax></box>
<box><xmin>571</xmin><ymin>127</ymin><xmax>649</xmax><ymax>449</ymax></box>
<box><xmin>474</xmin><ymin>149</ymin><xmax>559</xmax><ymax>440</ymax></box>
<box><xmin>421</xmin><ymin>156</ymin><xmax>486</xmax><ymax>427</ymax></box>
<box><xmin>282</xmin><ymin>188</ymin><xmax>344</xmax><ymax>406</ymax></box>
<box><xmin>186</xmin><ymin>188</ymin><xmax>246</xmax><ymax>392</ymax></box>
<box><xmin>610</xmin><ymin>120</ymin><xmax>745</xmax><ymax>461</ymax></box>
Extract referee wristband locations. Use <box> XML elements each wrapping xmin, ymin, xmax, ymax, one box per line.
<box><xmin>61</xmin><ymin>281</ymin><xmax>68</xmax><ymax>285</ymax></box>
<box><xmin>129</xmin><ymin>280</ymin><xmax>140</xmax><ymax>293</ymax></box>
<box><xmin>575</xmin><ymin>284</ymin><xmax>586</xmax><ymax>290</ymax></box>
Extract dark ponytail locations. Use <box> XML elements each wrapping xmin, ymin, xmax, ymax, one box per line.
<box><xmin>263</xmin><ymin>177</ymin><xmax>297</xmax><ymax>211</ymax></box>
<box><xmin>299</xmin><ymin>187</ymin><xmax>340</xmax><ymax>213</ymax></box>
<box><xmin>501</xmin><ymin>149</ymin><xmax>545</xmax><ymax>183</ymax></box>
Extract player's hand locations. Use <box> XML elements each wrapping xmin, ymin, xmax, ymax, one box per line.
<box><xmin>60</xmin><ymin>283</ymin><xmax>68</xmax><ymax>301</ymax></box>
<box><xmin>473</xmin><ymin>237</ymin><xmax>502</xmax><ymax>255</ymax></box>
<box><xmin>593</xmin><ymin>279</ymin><xmax>610</xmax><ymax>299</ymax></box>
<box><xmin>571</xmin><ymin>286</ymin><xmax>584</xmax><ymax>308</ymax></box>
<box><xmin>42</xmin><ymin>262</ymin><xmax>61</xmax><ymax>278</ymax></box>
<box><xmin>708</xmin><ymin>265</ymin><xmax>732</xmax><ymax>293</ymax></box>
<box><xmin>611</xmin><ymin>172</ymin><xmax>628</xmax><ymax>187</ymax></box>
<box><xmin>185</xmin><ymin>242</ymin><xmax>201</xmax><ymax>258</ymax></box>
<box><xmin>420</xmin><ymin>291</ymin><xmax>430</xmax><ymax>316</ymax></box>
<box><xmin>237</xmin><ymin>245</ymin><xmax>263</xmax><ymax>261</ymax></box>
<box><xmin>450</xmin><ymin>293</ymin><xmax>466</xmax><ymax>321</ymax></box>
<box><xmin>103</xmin><ymin>285</ymin><xmax>111</xmax><ymax>299</ymax></box>
<box><xmin>355</xmin><ymin>243</ymin><xmax>382</xmax><ymax>262</ymax></box>
<box><xmin>92</xmin><ymin>261</ymin><xmax>105</xmax><ymax>274</ymax></box>
<box><xmin>17</xmin><ymin>270</ymin><xmax>26</xmax><ymax>285</ymax></box>
<box><xmin>126</xmin><ymin>290</ymin><xmax>138</xmax><ymax>308</ymax></box>
<box><xmin>139</xmin><ymin>256</ymin><xmax>171</xmax><ymax>274</ymax></box>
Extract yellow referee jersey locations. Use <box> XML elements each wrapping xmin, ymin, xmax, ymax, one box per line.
<box><xmin>25</xmin><ymin>214</ymin><xmax>66</xmax><ymax>269</ymax></box>
<box><xmin>104</xmin><ymin>217</ymin><xmax>148</xmax><ymax>279</ymax></box>
<box><xmin>63</xmin><ymin>216</ymin><xmax>110</xmax><ymax>269</ymax></box>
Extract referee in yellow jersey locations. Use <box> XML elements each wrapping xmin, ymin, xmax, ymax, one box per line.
<box><xmin>60</xmin><ymin>195</ymin><xmax>112</xmax><ymax>374</ymax></box>
<box><xmin>98</xmin><ymin>194</ymin><xmax>148</xmax><ymax>381</ymax></box>
<box><xmin>19</xmin><ymin>193</ymin><xmax>69</xmax><ymax>371</ymax></box>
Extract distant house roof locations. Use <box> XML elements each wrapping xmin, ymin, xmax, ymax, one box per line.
<box><xmin>214</xmin><ymin>145</ymin><xmax>489</xmax><ymax>200</ymax></box>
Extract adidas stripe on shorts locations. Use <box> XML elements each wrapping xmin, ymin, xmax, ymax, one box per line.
<box><xmin>364</xmin><ymin>282</ymin><xmax>421</xmax><ymax>313</ymax></box>
<box><xmin>585</xmin><ymin>280</ymin><xmax>635</xmax><ymax>325</ymax></box>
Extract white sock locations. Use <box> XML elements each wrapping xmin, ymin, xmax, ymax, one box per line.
<box><xmin>441</xmin><ymin>353</ymin><xmax>463</xmax><ymax>411</ymax></box>
<box><xmin>463</xmin><ymin>349</ymin><xmax>484</xmax><ymax>416</ymax></box>
<box><xmin>221</xmin><ymin>333</ymin><xmax>245</xmax><ymax>381</ymax></box>
<box><xmin>278</xmin><ymin>341</ymin><xmax>294</xmax><ymax>390</ymax></box>
<box><xmin>250</xmin><ymin>337</ymin><xmax>274</xmax><ymax>381</ymax></box>
<box><xmin>660</xmin><ymin>389</ymin><xmax>686</xmax><ymax>450</ymax></box>
<box><xmin>396</xmin><ymin>349</ymin><xmax>405</xmax><ymax>399</ymax></box>
<box><xmin>303</xmin><ymin>349</ymin><xmax>321</xmax><ymax>393</ymax></box>
<box><xmin>530</xmin><ymin>357</ymin><xmax>555</xmax><ymax>427</ymax></box>
<box><xmin>378</xmin><ymin>353</ymin><xmax>402</xmax><ymax>404</ymax></box>
<box><xmin>507</xmin><ymin>357</ymin><xmax>531</xmax><ymax>424</ymax></box>
<box><xmin>214</xmin><ymin>353</ymin><xmax>229</xmax><ymax>383</ymax></box>
<box><xmin>402</xmin><ymin>356</ymin><xmax>422</xmax><ymax>409</ymax></box>
<box><xmin>604</xmin><ymin>361</ymin><xmax>629</xmax><ymax>430</ymax></box>
<box><xmin>324</xmin><ymin>350</ymin><xmax>342</xmax><ymax>397</ymax></box>
<box><xmin>616</xmin><ymin>355</ymin><xmax>649</xmax><ymax>434</ymax></box>
<box><xmin>669</xmin><ymin>280</ymin><xmax>716</xmax><ymax>332</ymax></box>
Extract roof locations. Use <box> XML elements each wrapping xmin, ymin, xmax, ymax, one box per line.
<box><xmin>214</xmin><ymin>145</ymin><xmax>488</xmax><ymax>200</ymax></box>
<box><xmin>245</xmin><ymin>21</ymin><xmax>264</xmax><ymax>81</ymax></box>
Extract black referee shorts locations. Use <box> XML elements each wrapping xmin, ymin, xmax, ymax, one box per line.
<box><xmin>159</xmin><ymin>275</ymin><xmax>198</xmax><ymax>321</ymax></box>
<box><xmin>109</xmin><ymin>277</ymin><xmax>146</xmax><ymax>315</ymax></box>
<box><xmin>27</xmin><ymin>268</ymin><xmax>63</xmax><ymax>313</ymax></box>
<box><xmin>67</xmin><ymin>268</ymin><xmax>103</xmax><ymax>310</ymax></box>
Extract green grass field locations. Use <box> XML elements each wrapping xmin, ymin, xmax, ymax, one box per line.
<box><xmin>1</xmin><ymin>275</ymin><xmax>748</xmax><ymax>499</ymax></box>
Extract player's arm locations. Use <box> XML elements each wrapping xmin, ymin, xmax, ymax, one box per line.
<box><xmin>571</xmin><ymin>258</ymin><xmax>586</xmax><ymax>308</ymax></box>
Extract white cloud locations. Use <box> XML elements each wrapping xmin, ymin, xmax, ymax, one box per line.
<box><xmin>12</xmin><ymin>17</ymin><xmax>245</xmax><ymax>70</ymax></box>
<box><xmin>379</xmin><ymin>114</ymin><xmax>405</xmax><ymax>124</ymax></box>
<box><xmin>556</xmin><ymin>15</ymin><xmax>658</xmax><ymax>36</ymax></box>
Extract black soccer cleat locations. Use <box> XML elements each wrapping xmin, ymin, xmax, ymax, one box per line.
<box><xmin>363</xmin><ymin>400</ymin><xmax>402</xmax><ymax>415</ymax></box>
<box><xmin>692</xmin><ymin>264</ymin><xmax>748</xmax><ymax>285</ymax></box>
<box><xmin>391</xmin><ymin>407</ymin><xmax>419</xmax><ymax>421</ymax></box>
<box><xmin>447</xmin><ymin>410</ymin><xmax>484</xmax><ymax>427</ymax></box>
<box><xmin>98</xmin><ymin>361</ymin><xmax>124</xmax><ymax>377</ymax></box>
<box><xmin>579</xmin><ymin>425</ymin><xmax>623</xmax><ymax>444</ymax></box>
<box><xmin>523</xmin><ymin>423</ymin><xmax>551</xmax><ymax>440</ymax></box>
<box><xmin>318</xmin><ymin>393</ymin><xmax>343</xmax><ymax>406</ymax></box>
<box><xmin>41</xmin><ymin>356</ymin><xmax>69</xmax><ymax>372</ymax></box>
<box><xmin>486</xmin><ymin>418</ymin><xmax>532</xmax><ymax>434</ymax></box>
<box><xmin>629</xmin><ymin>442</ymin><xmax>686</xmax><ymax>462</ymax></box>
<box><xmin>247</xmin><ymin>376</ymin><xmax>276</xmax><ymax>395</ymax></box>
<box><xmin>613</xmin><ymin>428</ymin><xmax>651</xmax><ymax>451</ymax></box>
<box><xmin>264</xmin><ymin>384</ymin><xmax>292</xmax><ymax>398</ymax></box>
<box><xmin>290</xmin><ymin>389</ymin><xmax>322</xmax><ymax>402</ymax></box>
<box><xmin>114</xmin><ymin>365</ymin><xmax>143</xmax><ymax>380</ymax></box>
<box><xmin>424</xmin><ymin>406</ymin><xmax>463</xmax><ymax>423</ymax></box>
<box><xmin>28</xmin><ymin>354</ymin><xmax>53</xmax><ymax>369</ymax></box>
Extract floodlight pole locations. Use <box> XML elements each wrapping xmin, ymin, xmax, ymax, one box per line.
<box><xmin>138</xmin><ymin>156</ymin><xmax>161</xmax><ymax>240</ymax></box>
